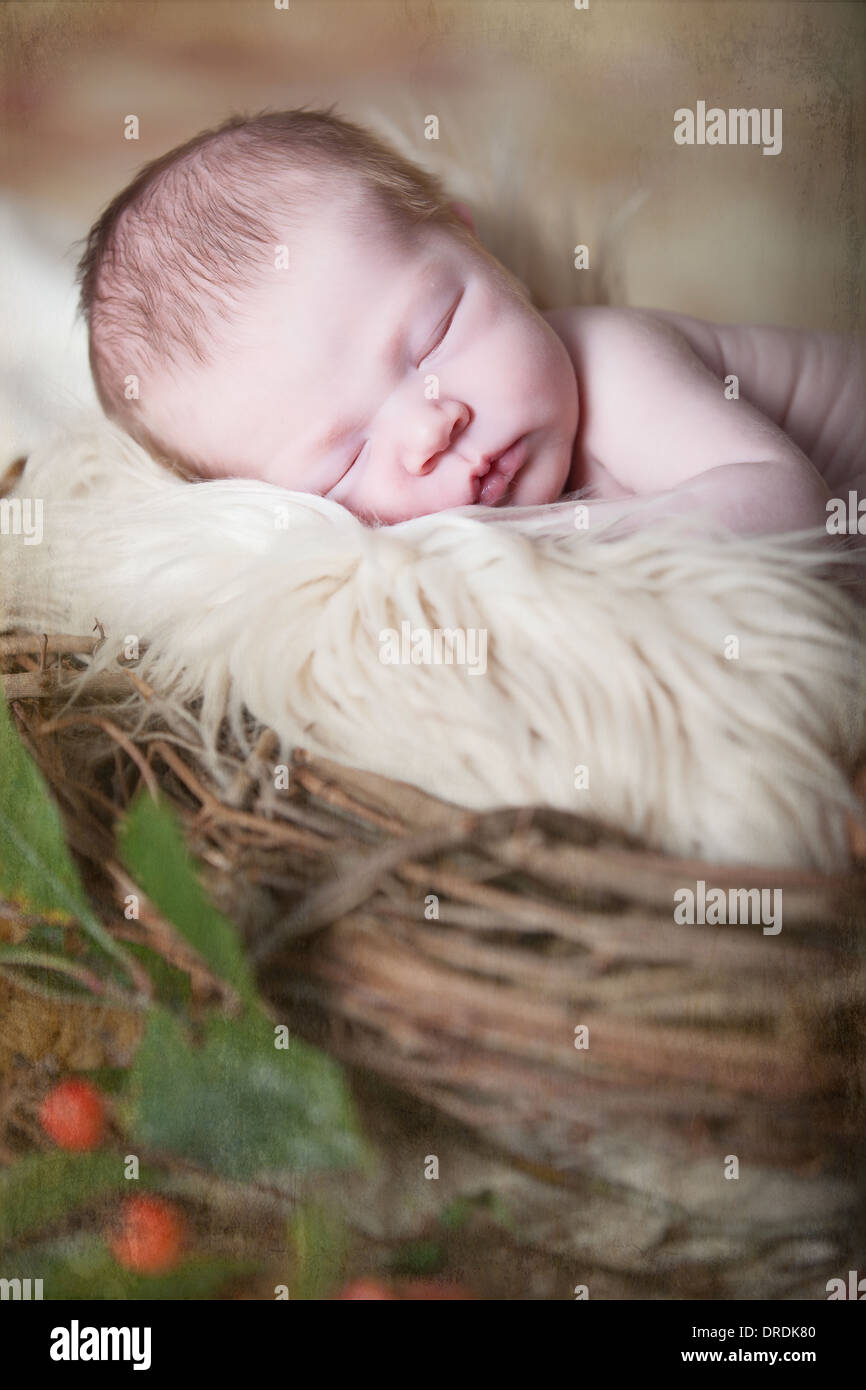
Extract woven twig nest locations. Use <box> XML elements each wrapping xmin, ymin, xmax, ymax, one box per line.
<box><xmin>3</xmin><ymin>631</ymin><xmax>866</xmax><ymax>1298</ymax></box>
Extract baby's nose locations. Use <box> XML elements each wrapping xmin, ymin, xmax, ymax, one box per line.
<box><xmin>400</xmin><ymin>401</ymin><xmax>470</xmax><ymax>476</ymax></box>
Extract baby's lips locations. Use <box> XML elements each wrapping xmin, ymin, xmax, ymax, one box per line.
<box><xmin>479</xmin><ymin>436</ymin><xmax>527</xmax><ymax>505</ymax></box>
<box><xmin>479</xmin><ymin>464</ymin><xmax>511</xmax><ymax>507</ymax></box>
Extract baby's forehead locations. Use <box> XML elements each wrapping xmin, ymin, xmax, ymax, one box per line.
<box><xmin>294</xmin><ymin>196</ymin><xmax>433</xmax><ymax>278</ymax></box>
<box><xmin>243</xmin><ymin>209</ymin><xmax>461</xmax><ymax>338</ymax></box>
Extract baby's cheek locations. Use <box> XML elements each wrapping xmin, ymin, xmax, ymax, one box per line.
<box><xmin>538</xmin><ymin>327</ymin><xmax>579</xmax><ymax>424</ymax></box>
<box><xmin>344</xmin><ymin>469</ymin><xmax>412</xmax><ymax>524</ymax></box>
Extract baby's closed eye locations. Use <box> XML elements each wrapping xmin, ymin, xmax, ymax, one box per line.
<box><xmin>419</xmin><ymin>291</ymin><xmax>463</xmax><ymax>364</ymax></box>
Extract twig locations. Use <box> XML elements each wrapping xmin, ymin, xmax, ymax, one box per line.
<box><xmin>0</xmin><ymin>633</ymin><xmax>98</xmax><ymax>657</ymax></box>
<box><xmin>252</xmin><ymin>822</ymin><xmax>477</xmax><ymax>962</ymax></box>
<box><xmin>0</xmin><ymin>947</ymin><xmax>118</xmax><ymax>998</ymax></box>
<box><xmin>150</xmin><ymin>740</ymin><xmax>334</xmax><ymax>854</ymax></box>
<box><xmin>2</xmin><ymin>672</ymin><xmax>133</xmax><ymax>700</ymax></box>
<box><xmin>291</xmin><ymin>760</ymin><xmax>411</xmax><ymax>836</ymax></box>
<box><xmin>0</xmin><ymin>963</ymin><xmax>148</xmax><ymax>1012</ymax></box>
<box><xmin>33</xmin><ymin>713</ymin><xmax>162</xmax><ymax>800</ymax></box>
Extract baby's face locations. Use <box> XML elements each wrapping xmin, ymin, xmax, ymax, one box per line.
<box><xmin>147</xmin><ymin>192</ymin><xmax>579</xmax><ymax>522</ymax></box>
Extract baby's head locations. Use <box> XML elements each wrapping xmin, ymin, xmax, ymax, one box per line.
<box><xmin>77</xmin><ymin>107</ymin><xmax>578</xmax><ymax>523</ymax></box>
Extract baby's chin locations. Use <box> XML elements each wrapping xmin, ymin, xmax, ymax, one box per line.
<box><xmin>506</xmin><ymin>442</ymin><xmax>572</xmax><ymax>508</ymax></box>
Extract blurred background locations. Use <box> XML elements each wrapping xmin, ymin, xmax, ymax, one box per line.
<box><xmin>0</xmin><ymin>0</ymin><xmax>864</xmax><ymax>466</ymax></box>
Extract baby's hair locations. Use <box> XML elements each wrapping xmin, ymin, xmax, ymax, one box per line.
<box><xmin>75</xmin><ymin>105</ymin><xmax>473</xmax><ymax>474</ymax></box>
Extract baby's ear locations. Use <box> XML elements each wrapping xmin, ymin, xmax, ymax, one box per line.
<box><xmin>450</xmin><ymin>200</ymin><xmax>476</xmax><ymax>235</ymax></box>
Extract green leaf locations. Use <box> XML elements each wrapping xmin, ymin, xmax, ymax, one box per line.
<box><xmin>288</xmin><ymin>1201</ymin><xmax>350</xmax><ymax>1301</ymax></box>
<box><xmin>79</xmin><ymin>1067</ymin><xmax>131</xmax><ymax>1096</ymax></box>
<box><xmin>0</xmin><ymin>696</ymin><xmax>86</xmax><ymax>921</ymax></box>
<box><xmin>439</xmin><ymin>1194</ymin><xmax>475</xmax><ymax>1232</ymax></box>
<box><xmin>0</xmin><ymin>1151</ymin><xmax>128</xmax><ymax>1245</ymax></box>
<box><xmin>439</xmin><ymin>1188</ymin><xmax>515</xmax><ymax>1234</ymax></box>
<box><xmin>0</xmin><ymin>696</ymin><xmax>130</xmax><ymax>974</ymax></box>
<box><xmin>127</xmin><ymin>1007</ymin><xmax>368</xmax><ymax>1180</ymax></box>
<box><xmin>389</xmin><ymin>1239</ymin><xmax>444</xmax><ymax>1276</ymax></box>
<box><xmin>119</xmin><ymin>793</ymin><xmax>256</xmax><ymax>1004</ymax></box>
<box><xmin>124</xmin><ymin>940</ymin><xmax>191</xmax><ymax>1010</ymax></box>
<box><xmin>13</xmin><ymin>921</ymin><xmax>66</xmax><ymax>952</ymax></box>
<box><xmin>13</xmin><ymin>1233</ymin><xmax>256</xmax><ymax>1300</ymax></box>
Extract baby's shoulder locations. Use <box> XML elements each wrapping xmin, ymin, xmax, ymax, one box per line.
<box><xmin>541</xmin><ymin>303</ymin><xmax>642</xmax><ymax>347</ymax></box>
<box><xmin>543</xmin><ymin>304</ymin><xmax>724</xmax><ymax>378</ymax></box>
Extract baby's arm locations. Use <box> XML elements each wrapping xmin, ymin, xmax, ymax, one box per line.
<box><xmin>559</xmin><ymin>308</ymin><xmax>830</xmax><ymax>534</ymax></box>
<box><xmin>570</xmin><ymin>459</ymin><xmax>829</xmax><ymax>536</ymax></box>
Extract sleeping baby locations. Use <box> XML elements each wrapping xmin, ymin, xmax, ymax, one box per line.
<box><xmin>76</xmin><ymin>106</ymin><xmax>866</xmax><ymax>536</ymax></box>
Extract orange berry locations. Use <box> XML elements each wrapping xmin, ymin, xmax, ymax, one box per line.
<box><xmin>38</xmin><ymin>1079</ymin><xmax>106</xmax><ymax>1151</ymax></box>
<box><xmin>335</xmin><ymin>1278</ymin><xmax>398</xmax><ymax>1300</ymax></box>
<box><xmin>109</xmin><ymin>1195</ymin><xmax>185</xmax><ymax>1274</ymax></box>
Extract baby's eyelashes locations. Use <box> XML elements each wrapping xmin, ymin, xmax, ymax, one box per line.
<box><xmin>327</xmin><ymin>439</ymin><xmax>369</xmax><ymax>494</ymax></box>
<box><xmin>346</xmin><ymin>439</ymin><xmax>369</xmax><ymax>471</ymax></box>
<box><xmin>419</xmin><ymin>291</ymin><xmax>463</xmax><ymax>365</ymax></box>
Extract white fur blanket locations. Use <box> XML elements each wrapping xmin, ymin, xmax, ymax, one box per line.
<box><xmin>2</xmin><ymin>414</ymin><xmax>865</xmax><ymax>873</ymax></box>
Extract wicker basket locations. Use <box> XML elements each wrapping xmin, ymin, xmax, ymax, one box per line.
<box><xmin>2</xmin><ymin>633</ymin><xmax>865</xmax><ymax>1300</ymax></box>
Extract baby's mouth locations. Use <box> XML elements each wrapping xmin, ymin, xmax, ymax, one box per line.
<box><xmin>477</xmin><ymin>437</ymin><xmax>527</xmax><ymax>506</ymax></box>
